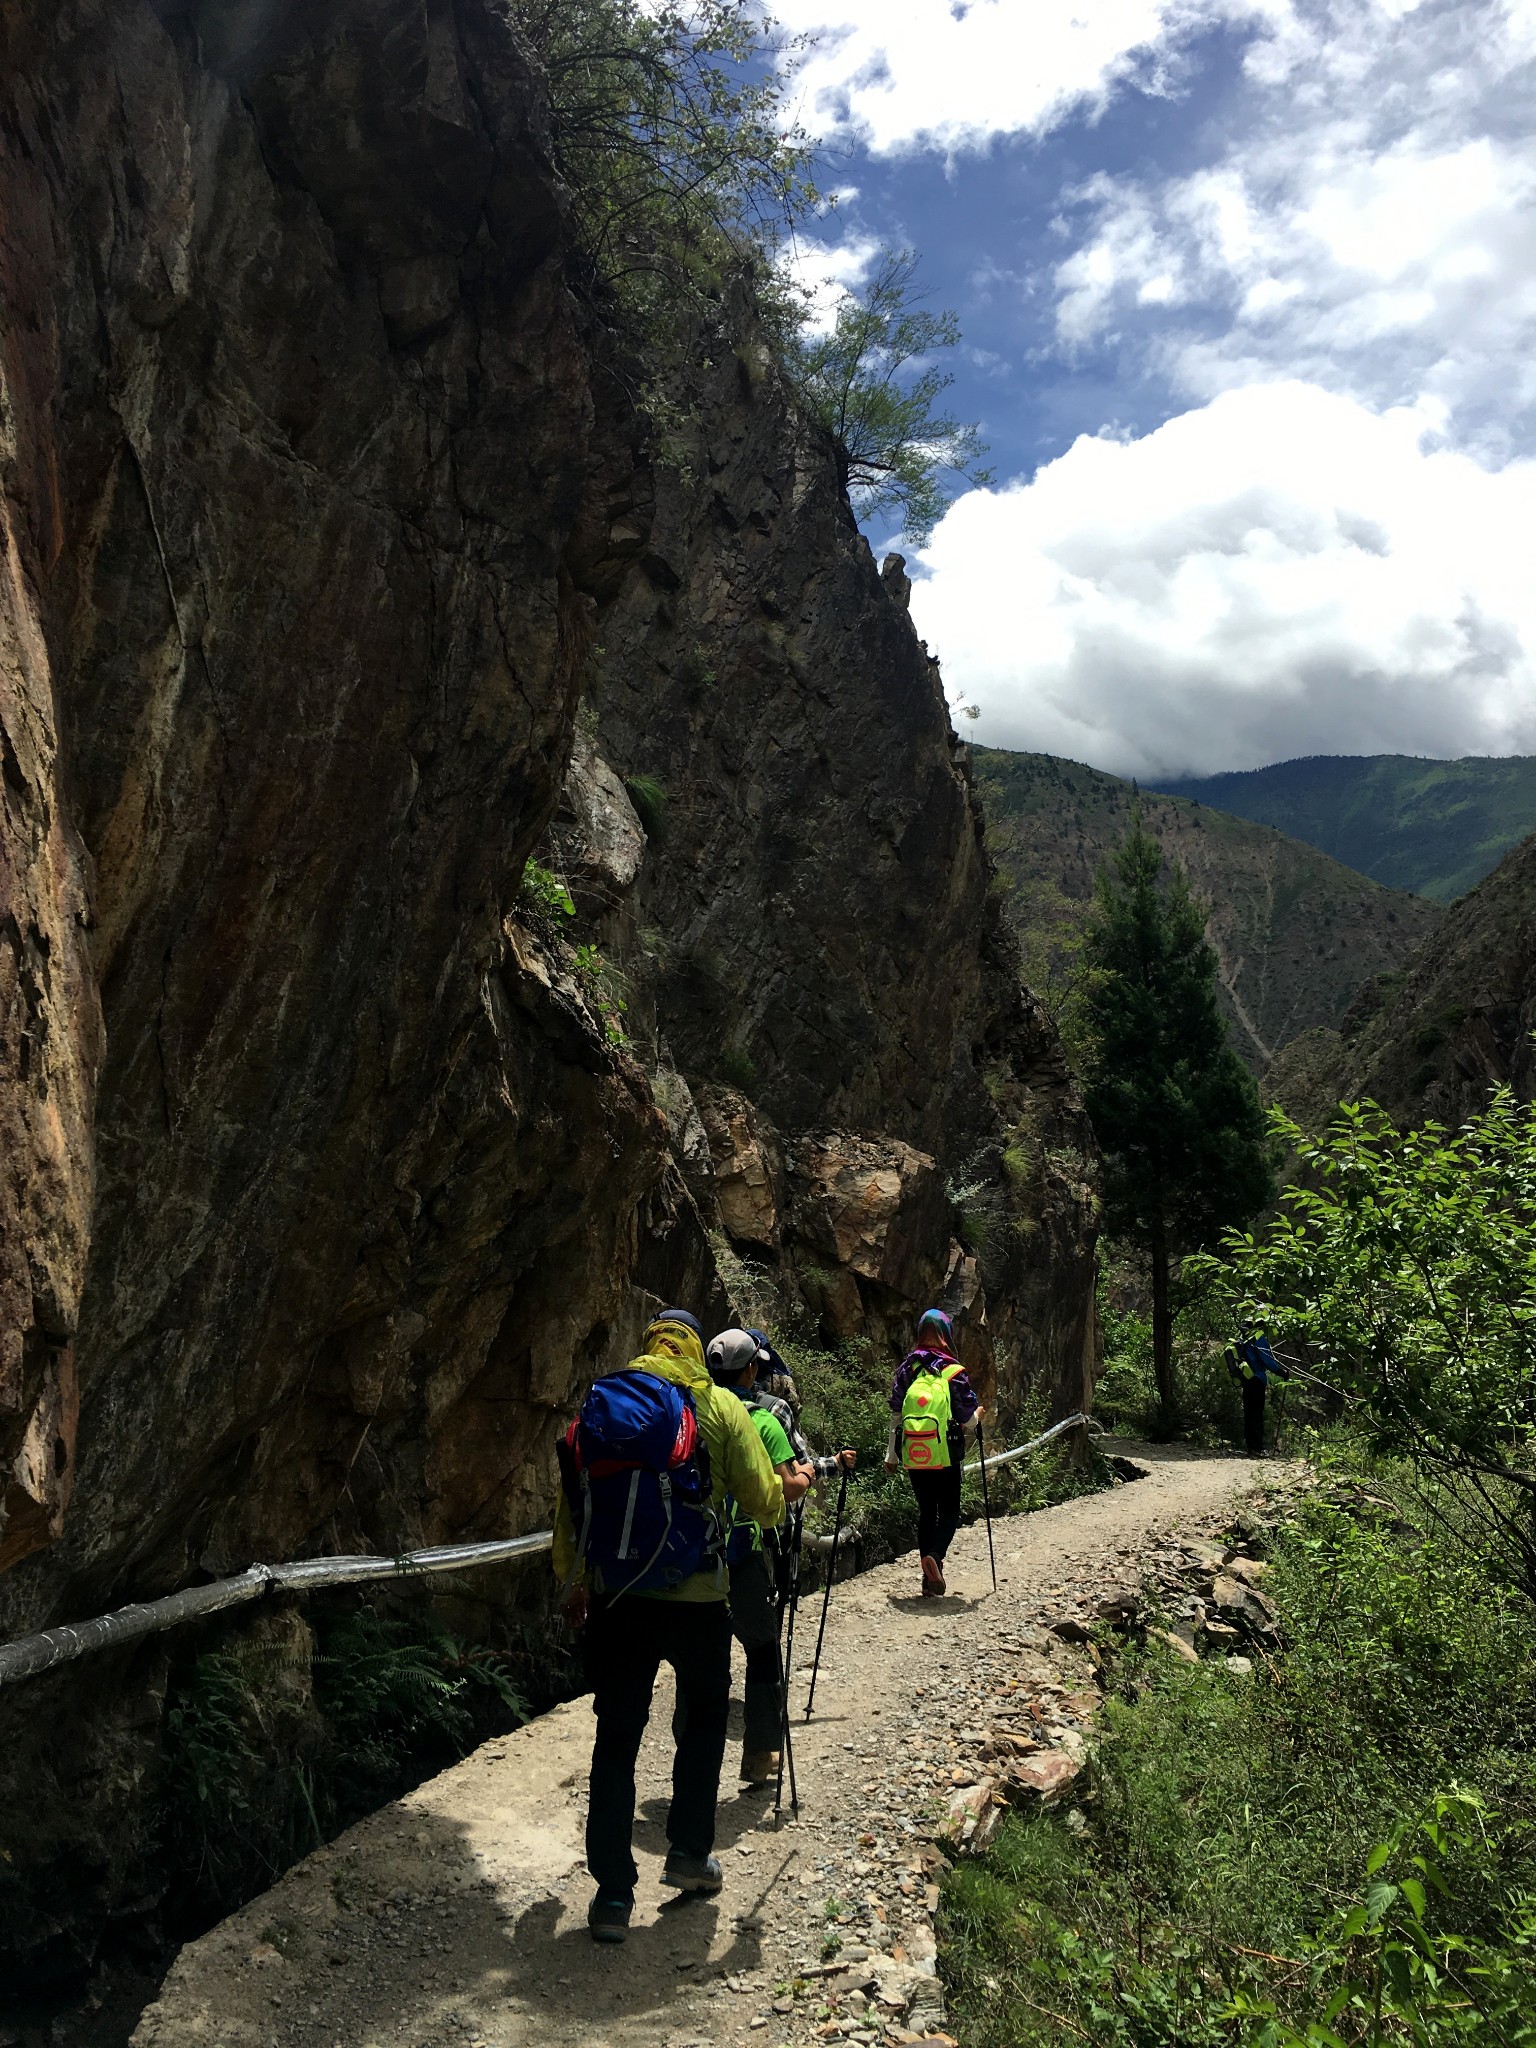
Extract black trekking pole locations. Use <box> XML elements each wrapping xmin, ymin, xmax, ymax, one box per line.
<box><xmin>803</xmin><ymin>1464</ymin><xmax>849</xmax><ymax>1721</ymax></box>
<box><xmin>975</xmin><ymin>1416</ymin><xmax>998</xmax><ymax>1593</ymax></box>
<box><xmin>775</xmin><ymin>1506</ymin><xmax>804</xmax><ymax>1816</ymax></box>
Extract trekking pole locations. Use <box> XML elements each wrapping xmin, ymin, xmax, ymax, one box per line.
<box><xmin>775</xmin><ymin>1506</ymin><xmax>804</xmax><ymax>1816</ymax></box>
<box><xmin>976</xmin><ymin>1415</ymin><xmax>998</xmax><ymax>1593</ymax></box>
<box><xmin>803</xmin><ymin>1465</ymin><xmax>849</xmax><ymax>1721</ymax></box>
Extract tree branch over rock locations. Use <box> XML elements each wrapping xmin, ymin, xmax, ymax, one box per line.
<box><xmin>784</xmin><ymin>249</ymin><xmax>992</xmax><ymax>544</ymax></box>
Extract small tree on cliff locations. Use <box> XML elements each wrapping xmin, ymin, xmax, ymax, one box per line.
<box><xmin>511</xmin><ymin>0</ymin><xmax>814</xmax><ymax>306</ymax></box>
<box><xmin>1081</xmin><ymin>819</ymin><xmax>1273</xmax><ymax>1421</ymax></box>
<box><xmin>787</xmin><ymin>250</ymin><xmax>992</xmax><ymax>544</ymax></box>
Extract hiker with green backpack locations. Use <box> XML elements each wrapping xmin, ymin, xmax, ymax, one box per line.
<box><xmin>553</xmin><ymin>1308</ymin><xmax>785</xmax><ymax>1945</ymax></box>
<box><xmin>885</xmin><ymin>1307</ymin><xmax>982</xmax><ymax>1597</ymax></box>
<box><xmin>702</xmin><ymin>1329</ymin><xmax>857</xmax><ymax>1786</ymax></box>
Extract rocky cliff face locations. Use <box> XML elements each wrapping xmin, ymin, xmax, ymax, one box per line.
<box><xmin>0</xmin><ymin>0</ymin><xmax>1095</xmax><ymax>1978</ymax></box>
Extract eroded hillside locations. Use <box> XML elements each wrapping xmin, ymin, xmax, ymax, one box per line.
<box><xmin>0</xmin><ymin>0</ymin><xmax>1096</xmax><ymax>1979</ymax></box>
<box><xmin>974</xmin><ymin>748</ymin><xmax>1442</xmax><ymax>1071</ymax></box>
<box><xmin>1267</xmin><ymin>830</ymin><xmax>1536</xmax><ymax>1131</ymax></box>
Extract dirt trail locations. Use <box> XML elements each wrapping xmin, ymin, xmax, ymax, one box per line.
<box><xmin>132</xmin><ymin>1445</ymin><xmax>1279</xmax><ymax>2048</ymax></box>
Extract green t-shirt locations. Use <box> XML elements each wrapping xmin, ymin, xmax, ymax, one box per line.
<box><xmin>749</xmin><ymin>1403</ymin><xmax>794</xmax><ymax>1468</ymax></box>
<box><xmin>727</xmin><ymin>1395</ymin><xmax>794</xmax><ymax>1550</ymax></box>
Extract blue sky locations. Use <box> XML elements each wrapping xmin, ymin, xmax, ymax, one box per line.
<box><xmin>770</xmin><ymin>0</ymin><xmax>1536</xmax><ymax>779</ymax></box>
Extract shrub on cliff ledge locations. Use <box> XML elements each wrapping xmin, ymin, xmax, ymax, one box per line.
<box><xmin>786</xmin><ymin>249</ymin><xmax>993</xmax><ymax>544</ymax></box>
<box><xmin>512</xmin><ymin>0</ymin><xmax>813</xmax><ymax>314</ymax></box>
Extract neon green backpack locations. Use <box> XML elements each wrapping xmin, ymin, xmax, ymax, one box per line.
<box><xmin>901</xmin><ymin>1363</ymin><xmax>963</xmax><ymax>1471</ymax></box>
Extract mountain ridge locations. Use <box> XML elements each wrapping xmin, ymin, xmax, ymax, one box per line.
<box><xmin>973</xmin><ymin>747</ymin><xmax>1443</xmax><ymax>1071</ymax></box>
<box><xmin>1151</xmin><ymin>754</ymin><xmax>1536</xmax><ymax>903</ymax></box>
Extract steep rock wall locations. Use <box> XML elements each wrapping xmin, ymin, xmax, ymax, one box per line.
<box><xmin>554</xmin><ymin>342</ymin><xmax>1098</xmax><ymax>1414</ymax></box>
<box><xmin>0</xmin><ymin>0</ymin><xmax>1096</xmax><ymax>1978</ymax></box>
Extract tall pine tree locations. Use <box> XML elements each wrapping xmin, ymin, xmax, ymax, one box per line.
<box><xmin>1083</xmin><ymin>818</ymin><xmax>1274</xmax><ymax>1418</ymax></box>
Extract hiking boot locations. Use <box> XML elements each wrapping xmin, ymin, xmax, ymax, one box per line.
<box><xmin>587</xmin><ymin>1891</ymin><xmax>633</xmax><ymax>1944</ymax></box>
<box><xmin>740</xmin><ymin>1748</ymin><xmax>779</xmax><ymax>1785</ymax></box>
<box><xmin>661</xmin><ymin>1849</ymin><xmax>724</xmax><ymax>1894</ymax></box>
<box><xmin>921</xmin><ymin>1554</ymin><xmax>946</xmax><ymax>1597</ymax></box>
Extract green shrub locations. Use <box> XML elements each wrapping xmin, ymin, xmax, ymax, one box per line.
<box><xmin>519</xmin><ymin>859</ymin><xmax>575</xmax><ymax>918</ymax></box>
<box><xmin>718</xmin><ymin>1042</ymin><xmax>757</xmax><ymax>1091</ymax></box>
<box><xmin>1196</xmin><ymin>1089</ymin><xmax>1536</xmax><ymax>1600</ymax></box>
<box><xmin>940</xmin><ymin>1483</ymin><xmax>1536</xmax><ymax>2047</ymax></box>
<box><xmin>158</xmin><ymin>1606</ymin><xmax>528</xmax><ymax>1928</ymax></box>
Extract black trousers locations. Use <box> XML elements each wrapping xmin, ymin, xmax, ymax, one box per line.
<box><xmin>582</xmin><ymin>1595</ymin><xmax>732</xmax><ymax>1898</ymax></box>
<box><xmin>672</xmin><ymin>1548</ymin><xmax>784</xmax><ymax>1756</ymax></box>
<box><xmin>728</xmin><ymin>1547</ymin><xmax>784</xmax><ymax>1754</ymax></box>
<box><xmin>908</xmin><ymin>1463</ymin><xmax>964</xmax><ymax>1565</ymax></box>
<box><xmin>1242</xmin><ymin>1377</ymin><xmax>1267</xmax><ymax>1456</ymax></box>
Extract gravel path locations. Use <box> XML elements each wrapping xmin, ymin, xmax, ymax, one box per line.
<box><xmin>132</xmin><ymin>1444</ymin><xmax>1277</xmax><ymax>2048</ymax></box>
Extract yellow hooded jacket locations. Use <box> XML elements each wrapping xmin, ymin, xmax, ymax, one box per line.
<box><xmin>553</xmin><ymin>1319</ymin><xmax>785</xmax><ymax>1603</ymax></box>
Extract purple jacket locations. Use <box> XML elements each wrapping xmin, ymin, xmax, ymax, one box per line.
<box><xmin>890</xmin><ymin>1349</ymin><xmax>979</xmax><ymax>1432</ymax></box>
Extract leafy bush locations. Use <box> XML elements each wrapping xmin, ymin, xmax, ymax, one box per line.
<box><xmin>624</xmin><ymin>772</ymin><xmax>668</xmax><ymax>837</ymax></box>
<box><xmin>1196</xmin><ymin>1090</ymin><xmax>1536</xmax><ymax>1598</ymax></box>
<box><xmin>940</xmin><ymin>1484</ymin><xmax>1536</xmax><ymax>2046</ymax></box>
<box><xmin>519</xmin><ymin>859</ymin><xmax>575</xmax><ymax>919</ymax></box>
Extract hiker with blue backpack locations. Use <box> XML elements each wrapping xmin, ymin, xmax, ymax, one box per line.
<box><xmin>554</xmin><ymin>1308</ymin><xmax>785</xmax><ymax>1945</ymax></box>
<box><xmin>702</xmin><ymin>1329</ymin><xmax>857</xmax><ymax>1786</ymax></box>
<box><xmin>885</xmin><ymin>1307</ymin><xmax>982</xmax><ymax>1597</ymax></box>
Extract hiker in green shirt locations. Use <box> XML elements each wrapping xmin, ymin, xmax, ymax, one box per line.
<box><xmin>704</xmin><ymin>1327</ymin><xmax>822</xmax><ymax>1785</ymax></box>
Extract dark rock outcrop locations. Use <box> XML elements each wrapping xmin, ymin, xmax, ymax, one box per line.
<box><xmin>0</xmin><ymin>0</ymin><xmax>1096</xmax><ymax>1977</ymax></box>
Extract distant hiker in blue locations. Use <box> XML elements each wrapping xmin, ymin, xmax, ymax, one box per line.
<box><xmin>554</xmin><ymin>1308</ymin><xmax>784</xmax><ymax>1945</ymax></box>
<box><xmin>885</xmin><ymin>1308</ymin><xmax>982</xmax><ymax>1597</ymax></box>
<box><xmin>1226</xmin><ymin>1329</ymin><xmax>1289</xmax><ymax>1455</ymax></box>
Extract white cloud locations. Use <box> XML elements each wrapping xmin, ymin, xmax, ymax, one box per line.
<box><xmin>781</xmin><ymin>227</ymin><xmax>884</xmax><ymax>329</ymax></box>
<box><xmin>773</xmin><ymin>0</ymin><xmax>1281</xmax><ymax>155</ymax></box>
<box><xmin>1054</xmin><ymin>1</ymin><xmax>1536</xmax><ymax>444</ymax></box>
<box><xmin>908</xmin><ymin>382</ymin><xmax>1536</xmax><ymax>777</ymax></box>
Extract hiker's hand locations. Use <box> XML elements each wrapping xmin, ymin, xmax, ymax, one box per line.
<box><xmin>884</xmin><ymin>1453</ymin><xmax>899</xmax><ymax>1474</ymax></box>
<box><xmin>838</xmin><ymin>1447</ymin><xmax>857</xmax><ymax>1471</ymax></box>
<box><xmin>562</xmin><ymin>1586</ymin><xmax>589</xmax><ymax>1630</ymax></box>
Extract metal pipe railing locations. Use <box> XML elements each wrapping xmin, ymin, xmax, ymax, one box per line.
<box><xmin>0</xmin><ymin>1414</ymin><xmax>1095</xmax><ymax>1690</ymax></box>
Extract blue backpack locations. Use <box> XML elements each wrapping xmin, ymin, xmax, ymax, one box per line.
<box><xmin>557</xmin><ymin>1370</ymin><xmax>722</xmax><ymax>1597</ymax></box>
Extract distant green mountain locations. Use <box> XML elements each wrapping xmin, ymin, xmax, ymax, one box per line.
<box><xmin>1150</xmin><ymin>755</ymin><xmax>1536</xmax><ymax>904</ymax></box>
<box><xmin>973</xmin><ymin>747</ymin><xmax>1443</xmax><ymax>1073</ymax></box>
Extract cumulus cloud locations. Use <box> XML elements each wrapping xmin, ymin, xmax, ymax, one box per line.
<box><xmin>779</xmin><ymin>0</ymin><xmax>1536</xmax><ymax>771</ymax></box>
<box><xmin>908</xmin><ymin>382</ymin><xmax>1536</xmax><ymax>777</ymax></box>
<box><xmin>773</xmin><ymin>0</ymin><xmax>1279</xmax><ymax>155</ymax></box>
<box><xmin>1053</xmin><ymin>0</ymin><xmax>1536</xmax><ymax>445</ymax></box>
<box><xmin>781</xmin><ymin>226</ymin><xmax>884</xmax><ymax>330</ymax></box>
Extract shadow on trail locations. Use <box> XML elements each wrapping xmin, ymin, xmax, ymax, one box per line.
<box><xmin>885</xmin><ymin>1592</ymin><xmax>986</xmax><ymax>1615</ymax></box>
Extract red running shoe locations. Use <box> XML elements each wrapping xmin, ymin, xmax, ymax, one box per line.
<box><xmin>921</xmin><ymin>1554</ymin><xmax>946</xmax><ymax>1596</ymax></box>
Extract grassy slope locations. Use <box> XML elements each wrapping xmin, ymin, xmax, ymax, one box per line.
<box><xmin>1151</xmin><ymin>754</ymin><xmax>1536</xmax><ymax>903</ymax></box>
<box><xmin>974</xmin><ymin>748</ymin><xmax>1442</xmax><ymax>1071</ymax></box>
